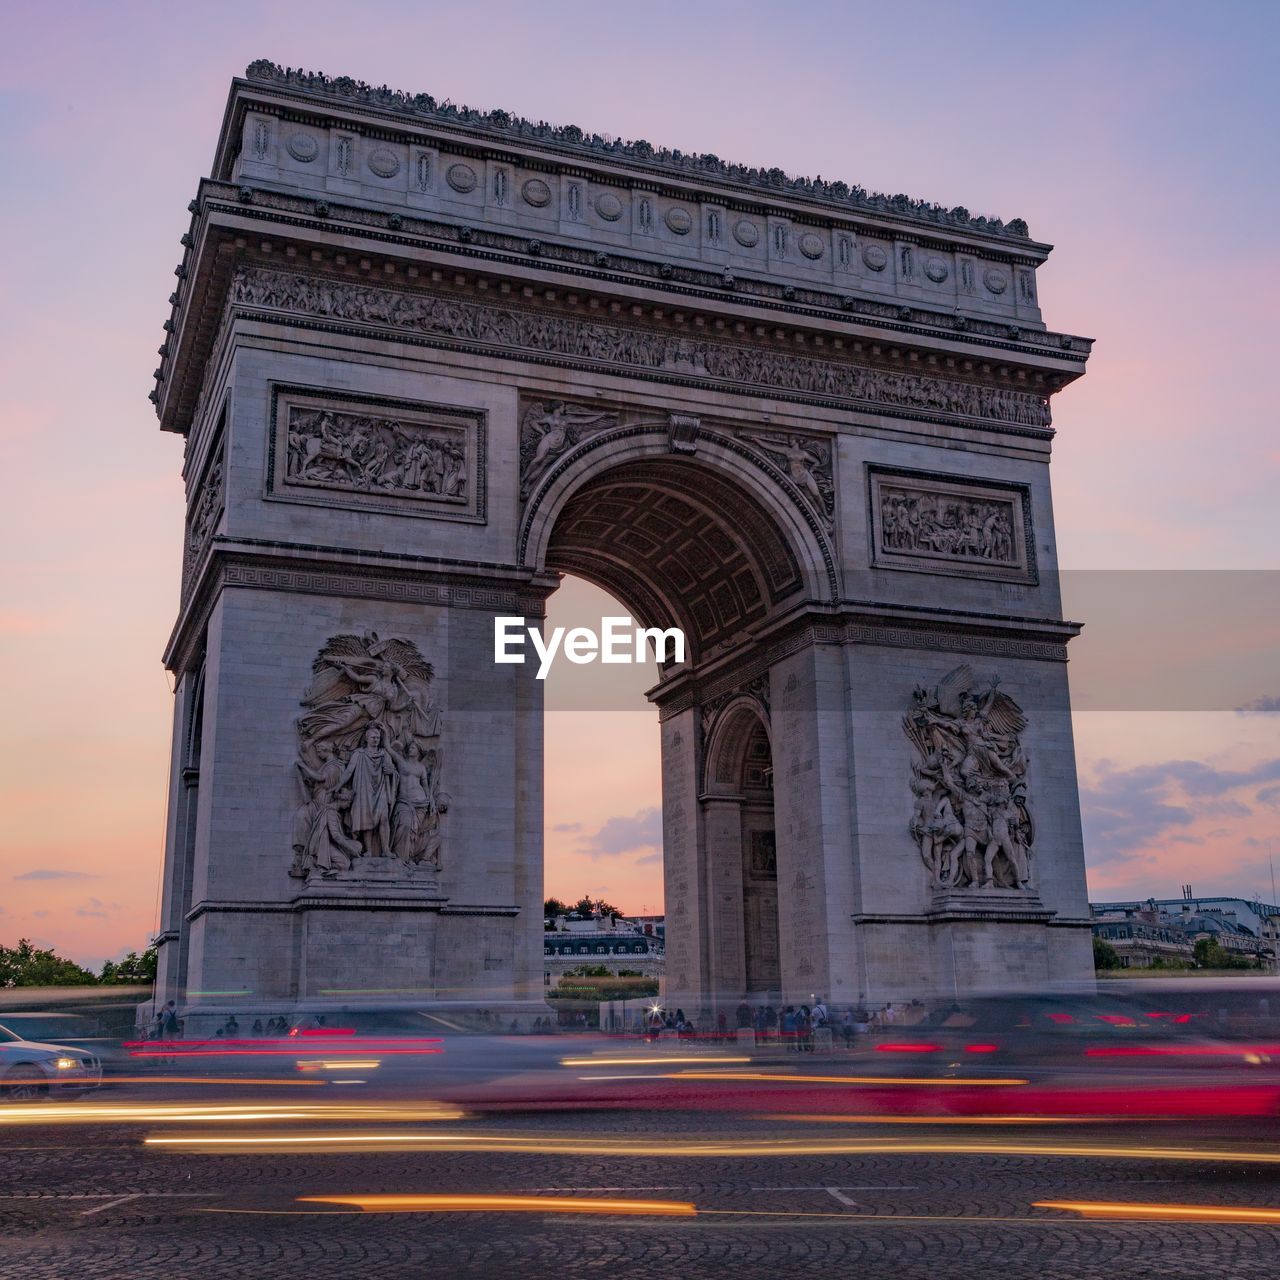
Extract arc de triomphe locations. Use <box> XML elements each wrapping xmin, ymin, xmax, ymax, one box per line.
<box><xmin>151</xmin><ymin>62</ymin><xmax>1094</xmax><ymax>1026</ymax></box>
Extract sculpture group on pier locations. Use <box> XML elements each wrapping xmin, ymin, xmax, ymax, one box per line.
<box><xmin>290</xmin><ymin>631</ymin><xmax>448</xmax><ymax>880</ymax></box>
<box><xmin>903</xmin><ymin>664</ymin><xmax>1034</xmax><ymax>891</ymax></box>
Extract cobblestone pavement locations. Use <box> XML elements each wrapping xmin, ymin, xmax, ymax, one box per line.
<box><xmin>2</xmin><ymin>1101</ymin><xmax>1279</xmax><ymax>1279</ymax></box>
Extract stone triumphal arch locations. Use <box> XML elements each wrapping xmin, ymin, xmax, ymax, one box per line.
<box><xmin>152</xmin><ymin>63</ymin><xmax>1095</xmax><ymax>1026</ymax></box>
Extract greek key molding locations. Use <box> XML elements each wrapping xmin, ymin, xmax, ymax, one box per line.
<box><xmin>229</xmin><ymin>267</ymin><xmax>1051</xmax><ymax>432</ymax></box>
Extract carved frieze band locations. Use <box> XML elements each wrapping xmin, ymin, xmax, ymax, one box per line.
<box><xmin>270</xmin><ymin>385</ymin><xmax>486</xmax><ymax>523</ymax></box>
<box><xmin>868</xmin><ymin>466</ymin><xmax>1036</xmax><ymax>585</ymax></box>
<box><xmin>230</xmin><ymin>267</ymin><xmax>1051</xmax><ymax>431</ymax></box>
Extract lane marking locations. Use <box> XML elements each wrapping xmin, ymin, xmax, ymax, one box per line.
<box><xmin>80</xmin><ymin>1193</ymin><xmax>145</xmax><ymax>1216</ymax></box>
<box><xmin>417</xmin><ymin>1012</ymin><xmax>468</xmax><ymax>1032</ymax></box>
<box><xmin>826</xmin><ymin>1188</ymin><xmax>860</xmax><ymax>1207</ymax></box>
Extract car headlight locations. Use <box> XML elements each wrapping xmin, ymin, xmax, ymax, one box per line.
<box><xmin>55</xmin><ymin>1057</ymin><xmax>78</xmax><ymax>1070</ymax></box>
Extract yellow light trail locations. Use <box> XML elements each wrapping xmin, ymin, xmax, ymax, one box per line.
<box><xmin>560</xmin><ymin>1056</ymin><xmax>751</xmax><ymax>1067</ymax></box>
<box><xmin>1038</xmin><ymin>1199</ymin><xmax>1280</xmax><ymax>1224</ymax></box>
<box><xmin>297</xmin><ymin>1194</ymin><xmax>697</xmax><ymax>1216</ymax></box>
<box><xmin>0</xmin><ymin>1101</ymin><xmax>463</xmax><ymax>1126</ymax></box>
<box><xmin>142</xmin><ymin>1131</ymin><xmax>1280</xmax><ymax>1163</ymax></box>
<box><xmin>296</xmin><ymin>1060</ymin><xmax>382</xmax><ymax>1071</ymax></box>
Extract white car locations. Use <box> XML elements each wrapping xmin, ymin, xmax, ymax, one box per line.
<box><xmin>0</xmin><ymin>1027</ymin><xmax>103</xmax><ymax>1100</ymax></box>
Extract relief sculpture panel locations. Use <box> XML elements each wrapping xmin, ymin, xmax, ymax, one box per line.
<box><xmin>290</xmin><ymin>631</ymin><xmax>449</xmax><ymax>882</ymax></box>
<box><xmin>270</xmin><ymin>386</ymin><xmax>485</xmax><ymax>522</ymax></box>
<box><xmin>869</xmin><ymin>468</ymin><xmax>1034</xmax><ymax>583</ymax></box>
<box><xmin>903</xmin><ymin>664</ymin><xmax>1034</xmax><ymax>892</ymax></box>
<box><xmin>182</xmin><ymin>428</ymin><xmax>224</xmax><ymax>596</ymax></box>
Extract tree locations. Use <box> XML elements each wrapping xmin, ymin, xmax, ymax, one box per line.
<box><xmin>1093</xmin><ymin>936</ymin><xmax>1121</xmax><ymax>971</ymax></box>
<box><xmin>0</xmin><ymin>939</ymin><xmax>98</xmax><ymax>988</ymax></box>
<box><xmin>545</xmin><ymin>894</ymin><xmax>625</xmax><ymax>926</ymax></box>
<box><xmin>100</xmin><ymin>946</ymin><xmax>158</xmax><ymax>984</ymax></box>
<box><xmin>570</xmin><ymin>894</ymin><xmax>622</xmax><ymax>919</ymax></box>
<box><xmin>1193</xmin><ymin>937</ymin><xmax>1252</xmax><ymax>970</ymax></box>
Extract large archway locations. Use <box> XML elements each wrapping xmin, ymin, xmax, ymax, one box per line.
<box><xmin>531</xmin><ymin>439</ymin><xmax>816</xmax><ymax>1018</ymax></box>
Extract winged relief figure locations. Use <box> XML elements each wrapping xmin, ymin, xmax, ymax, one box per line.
<box><xmin>749</xmin><ymin>433</ymin><xmax>836</xmax><ymax>528</ymax></box>
<box><xmin>518</xmin><ymin>400</ymin><xmax>618</xmax><ymax>497</ymax></box>
<box><xmin>903</xmin><ymin>664</ymin><xmax>1034</xmax><ymax>893</ymax></box>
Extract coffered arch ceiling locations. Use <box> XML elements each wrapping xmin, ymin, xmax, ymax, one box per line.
<box><xmin>544</xmin><ymin>458</ymin><xmax>804</xmax><ymax>663</ymax></box>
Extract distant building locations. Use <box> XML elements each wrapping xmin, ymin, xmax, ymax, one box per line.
<box><xmin>1091</xmin><ymin>896</ymin><xmax>1280</xmax><ymax>970</ymax></box>
<box><xmin>543</xmin><ymin>913</ymin><xmax>664</xmax><ymax>989</ymax></box>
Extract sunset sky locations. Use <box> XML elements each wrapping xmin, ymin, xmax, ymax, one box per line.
<box><xmin>1</xmin><ymin>1</ymin><xmax>1276</xmax><ymax>966</ymax></box>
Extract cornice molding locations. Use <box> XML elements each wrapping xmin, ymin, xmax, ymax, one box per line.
<box><xmin>154</xmin><ymin>184</ymin><xmax>1092</xmax><ymax>428</ymax></box>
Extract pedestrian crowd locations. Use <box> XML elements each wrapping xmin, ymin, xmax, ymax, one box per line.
<box><xmin>633</xmin><ymin>996</ymin><xmax>930</xmax><ymax>1050</ymax></box>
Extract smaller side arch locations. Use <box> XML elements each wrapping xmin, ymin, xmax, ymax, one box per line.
<box><xmin>702</xmin><ymin>696</ymin><xmax>771</xmax><ymax>797</ymax></box>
